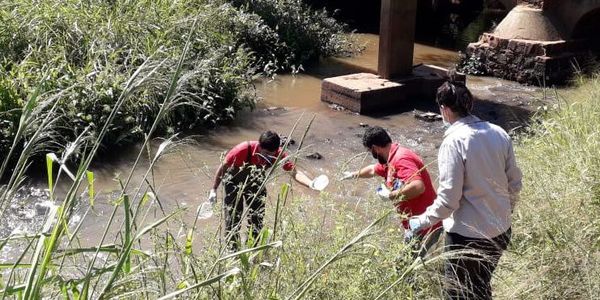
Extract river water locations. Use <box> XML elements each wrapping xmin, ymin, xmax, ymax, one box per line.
<box><xmin>2</xmin><ymin>33</ymin><xmax>542</xmax><ymax>252</ymax></box>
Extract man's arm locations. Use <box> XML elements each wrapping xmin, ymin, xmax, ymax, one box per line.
<box><xmin>357</xmin><ymin>164</ymin><xmax>377</xmax><ymax>178</ymax></box>
<box><xmin>342</xmin><ymin>164</ymin><xmax>377</xmax><ymax>180</ymax></box>
<box><xmin>415</xmin><ymin>142</ymin><xmax>464</xmax><ymax>228</ymax></box>
<box><xmin>291</xmin><ymin>168</ymin><xmax>313</xmax><ymax>188</ymax></box>
<box><xmin>505</xmin><ymin>141</ymin><xmax>523</xmax><ymax>210</ymax></box>
<box><xmin>390</xmin><ymin>179</ymin><xmax>425</xmax><ymax>201</ymax></box>
<box><xmin>211</xmin><ymin>163</ymin><xmax>227</xmax><ymax>190</ymax></box>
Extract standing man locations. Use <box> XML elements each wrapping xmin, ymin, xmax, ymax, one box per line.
<box><xmin>341</xmin><ymin>126</ymin><xmax>442</xmax><ymax>256</ymax></box>
<box><xmin>208</xmin><ymin>130</ymin><xmax>319</xmax><ymax>250</ymax></box>
<box><xmin>408</xmin><ymin>79</ymin><xmax>523</xmax><ymax>299</ymax></box>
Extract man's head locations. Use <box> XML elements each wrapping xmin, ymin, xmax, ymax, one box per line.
<box><xmin>362</xmin><ymin>126</ymin><xmax>392</xmax><ymax>164</ymax></box>
<box><xmin>259</xmin><ymin>130</ymin><xmax>280</xmax><ymax>153</ymax></box>
<box><xmin>436</xmin><ymin>76</ymin><xmax>473</xmax><ymax>124</ymax></box>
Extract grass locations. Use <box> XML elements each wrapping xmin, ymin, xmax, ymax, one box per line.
<box><xmin>0</xmin><ymin>0</ymin><xmax>356</xmax><ymax>165</ymax></box>
<box><xmin>494</xmin><ymin>74</ymin><xmax>600</xmax><ymax>299</ymax></box>
<box><xmin>2</xmin><ymin>71</ymin><xmax>599</xmax><ymax>298</ymax></box>
<box><xmin>1</xmin><ymin>1</ymin><xmax>599</xmax><ymax>297</ymax></box>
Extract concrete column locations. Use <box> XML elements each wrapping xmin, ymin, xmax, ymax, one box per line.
<box><xmin>378</xmin><ymin>0</ymin><xmax>417</xmax><ymax>79</ymax></box>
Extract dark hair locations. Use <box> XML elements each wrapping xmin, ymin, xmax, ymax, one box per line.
<box><xmin>436</xmin><ymin>71</ymin><xmax>473</xmax><ymax>117</ymax></box>
<box><xmin>259</xmin><ymin>130</ymin><xmax>280</xmax><ymax>152</ymax></box>
<box><xmin>362</xmin><ymin>126</ymin><xmax>392</xmax><ymax>148</ymax></box>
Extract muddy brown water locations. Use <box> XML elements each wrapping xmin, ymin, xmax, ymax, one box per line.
<box><xmin>2</xmin><ymin>34</ymin><xmax>543</xmax><ymax>254</ymax></box>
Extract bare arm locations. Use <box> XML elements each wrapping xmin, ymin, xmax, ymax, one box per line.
<box><xmin>211</xmin><ymin>163</ymin><xmax>227</xmax><ymax>190</ymax></box>
<box><xmin>358</xmin><ymin>164</ymin><xmax>377</xmax><ymax>178</ymax></box>
<box><xmin>390</xmin><ymin>179</ymin><xmax>426</xmax><ymax>201</ymax></box>
<box><xmin>291</xmin><ymin>168</ymin><xmax>313</xmax><ymax>188</ymax></box>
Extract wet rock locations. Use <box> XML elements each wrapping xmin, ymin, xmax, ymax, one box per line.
<box><xmin>328</xmin><ymin>104</ymin><xmax>346</xmax><ymax>111</ymax></box>
<box><xmin>265</xmin><ymin>106</ymin><xmax>285</xmax><ymax>112</ymax></box>
<box><xmin>34</xmin><ymin>202</ymin><xmax>53</xmax><ymax>216</ymax></box>
<box><xmin>359</xmin><ymin>122</ymin><xmax>369</xmax><ymax>127</ymax></box>
<box><xmin>413</xmin><ymin>111</ymin><xmax>442</xmax><ymax>122</ymax></box>
<box><xmin>305</xmin><ymin>152</ymin><xmax>323</xmax><ymax>160</ymax></box>
<box><xmin>280</xmin><ymin>136</ymin><xmax>296</xmax><ymax>146</ymax></box>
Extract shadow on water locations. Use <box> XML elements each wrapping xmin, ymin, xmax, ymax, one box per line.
<box><xmin>472</xmin><ymin>96</ymin><xmax>538</xmax><ymax>133</ymax></box>
<box><xmin>362</xmin><ymin>91</ymin><xmax>536</xmax><ymax>134</ymax></box>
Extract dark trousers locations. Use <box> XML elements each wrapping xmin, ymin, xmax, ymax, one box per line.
<box><xmin>223</xmin><ymin>180</ymin><xmax>266</xmax><ymax>250</ymax></box>
<box><xmin>414</xmin><ymin>226</ymin><xmax>443</xmax><ymax>258</ymax></box>
<box><xmin>444</xmin><ymin>229</ymin><xmax>511</xmax><ymax>300</ymax></box>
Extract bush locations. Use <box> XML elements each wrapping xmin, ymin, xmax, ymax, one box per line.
<box><xmin>0</xmin><ymin>0</ymin><xmax>355</xmax><ymax>163</ymax></box>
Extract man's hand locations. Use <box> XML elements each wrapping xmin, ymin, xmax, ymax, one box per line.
<box><xmin>208</xmin><ymin>189</ymin><xmax>217</xmax><ymax>204</ymax></box>
<box><xmin>404</xmin><ymin>228</ymin><xmax>415</xmax><ymax>244</ymax></box>
<box><xmin>408</xmin><ymin>217</ymin><xmax>424</xmax><ymax>233</ymax></box>
<box><xmin>404</xmin><ymin>217</ymin><xmax>425</xmax><ymax>243</ymax></box>
<box><xmin>339</xmin><ymin>171</ymin><xmax>356</xmax><ymax>181</ymax></box>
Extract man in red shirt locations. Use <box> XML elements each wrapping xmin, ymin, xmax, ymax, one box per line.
<box><xmin>341</xmin><ymin>126</ymin><xmax>441</xmax><ymax>256</ymax></box>
<box><xmin>209</xmin><ymin>130</ymin><xmax>317</xmax><ymax>250</ymax></box>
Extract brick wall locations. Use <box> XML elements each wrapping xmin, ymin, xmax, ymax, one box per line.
<box><xmin>519</xmin><ymin>0</ymin><xmax>544</xmax><ymax>8</ymax></box>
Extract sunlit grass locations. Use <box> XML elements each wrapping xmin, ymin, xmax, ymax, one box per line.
<box><xmin>495</xmin><ymin>74</ymin><xmax>600</xmax><ymax>299</ymax></box>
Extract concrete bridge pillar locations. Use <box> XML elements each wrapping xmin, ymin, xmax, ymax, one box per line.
<box><xmin>319</xmin><ymin>0</ymin><xmax>461</xmax><ymax>114</ymax></box>
<box><xmin>378</xmin><ymin>0</ymin><xmax>417</xmax><ymax>78</ymax></box>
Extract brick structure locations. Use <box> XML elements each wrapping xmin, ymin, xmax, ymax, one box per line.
<box><xmin>520</xmin><ymin>0</ymin><xmax>543</xmax><ymax>8</ymax></box>
<box><xmin>461</xmin><ymin>33</ymin><xmax>586</xmax><ymax>84</ymax></box>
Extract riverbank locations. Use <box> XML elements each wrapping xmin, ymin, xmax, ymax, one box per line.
<box><xmin>2</xmin><ymin>1</ymin><xmax>598</xmax><ymax>297</ymax></box>
<box><xmin>495</xmin><ymin>74</ymin><xmax>600</xmax><ymax>298</ymax></box>
<box><xmin>0</xmin><ymin>0</ymin><xmax>355</xmax><ymax>165</ymax></box>
<box><xmin>2</xmin><ymin>72</ymin><xmax>596</xmax><ymax>298</ymax></box>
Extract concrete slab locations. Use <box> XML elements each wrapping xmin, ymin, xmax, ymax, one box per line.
<box><xmin>321</xmin><ymin>65</ymin><xmax>457</xmax><ymax>114</ymax></box>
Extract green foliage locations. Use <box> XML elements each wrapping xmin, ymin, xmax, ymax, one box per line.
<box><xmin>230</xmin><ymin>0</ymin><xmax>357</xmax><ymax>68</ymax></box>
<box><xmin>456</xmin><ymin>51</ymin><xmax>487</xmax><ymax>76</ymax></box>
<box><xmin>495</xmin><ymin>75</ymin><xmax>600</xmax><ymax>299</ymax></box>
<box><xmin>0</xmin><ymin>0</ymin><xmax>354</xmax><ymax>163</ymax></box>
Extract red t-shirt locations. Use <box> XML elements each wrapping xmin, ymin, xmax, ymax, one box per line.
<box><xmin>224</xmin><ymin>141</ymin><xmax>295</xmax><ymax>171</ymax></box>
<box><xmin>374</xmin><ymin>143</ymin><xmax>441</xmax><ymax>234</ymax></box>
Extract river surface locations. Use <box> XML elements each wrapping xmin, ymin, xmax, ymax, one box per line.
<box><xmin>2</xmin><ymin>33</ymin><xmax>543</xmax><ymax>254</ymax></box>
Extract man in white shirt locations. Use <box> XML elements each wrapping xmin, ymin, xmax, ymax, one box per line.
<box><xmin>408</xmin><ymin>78</ymin><xmax>522</xmax><ymax>299</ymax></box>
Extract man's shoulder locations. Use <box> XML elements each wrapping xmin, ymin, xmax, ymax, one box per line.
<box><xmin>230</xmin><ymin>141</ymin><xmax>256</xmax><ymax>153</ymax></box>
<box><xmin>488</xmin><ymin>122</ymin><xmax>509</xmax><ymax>135</ymax></box>
<box><xmin>392</xmin><ymin>145</ymin><xmax>423</xmax><ymax>165</ymax></box>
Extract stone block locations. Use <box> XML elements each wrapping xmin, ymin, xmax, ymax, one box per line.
<box><xmin>321</xmin><ymin>73</ymin><xmax>407</xmax><ymax>114</ymax></box>
<box><xmin>320</xmin><ymin>65</ymin><xmax>452</xmax><ymax>114</ymax></box>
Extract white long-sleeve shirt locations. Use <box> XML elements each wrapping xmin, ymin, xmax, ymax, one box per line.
<box><xmin>417</xmin><ymin>115</ymin><xmax>523</xmax><ymax>239</ymax></box>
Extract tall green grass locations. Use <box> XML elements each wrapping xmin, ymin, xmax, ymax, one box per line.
<box><xmin>0</xmin><ymin>0</ymin><xmax>355</xmax><ymax>165</ymax></box>
<box><xmin>495</xmin><ymin>75</ymin><xmax>600</xmax><ymax>299</ymax></box>
<box><xmin>0</xmin><ymin>32</ymin><xmax>433</xmax><ymax>297</ymax></box>
<box><xmin>0</xmin><ymin>94</ymin><xmax>438</xmax><ymax>299</ymax></box>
